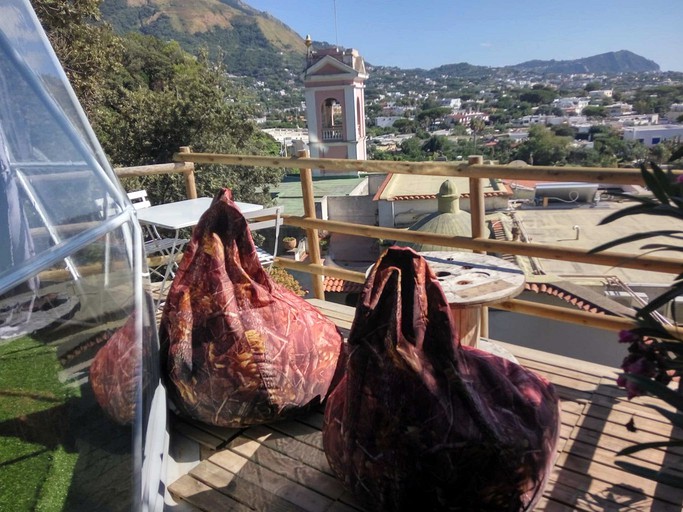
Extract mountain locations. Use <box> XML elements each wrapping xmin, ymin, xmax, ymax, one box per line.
<box><xmin>100</xmin><ymin>2</ymin><xmax>661</xmax><ymax>79</ymax></box>
<box><xmin>100</xmin><ymin>0</ymin><xmax>307</xmax><ymax>78</ymax></box>
<box><xmin>509</xmin><ymin>50</ymin><xmax>660</xmax><ymax>74</ymax></box>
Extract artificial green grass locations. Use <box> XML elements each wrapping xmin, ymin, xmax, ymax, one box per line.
<box><xmin>0</xmin><ymin>336</ymin><xmax>79</xmax><ymax>511</ymax></box>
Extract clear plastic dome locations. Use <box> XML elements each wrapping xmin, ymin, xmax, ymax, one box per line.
<box><xmin>0</xmin><ymin>2</ymin><xmax>166</xmax><ymax>510</ymax></box>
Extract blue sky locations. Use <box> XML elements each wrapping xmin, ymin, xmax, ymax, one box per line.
<box><xmin>246</xmin><ymin>1</ymin><xmax>682</xmax><ymax>72</ymax></box>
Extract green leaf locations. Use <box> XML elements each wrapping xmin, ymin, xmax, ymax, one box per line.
<box><xmin>615</xmin><ymin>460</ymin><xmax>683</xmax><ymax>488</ymax></box>
<box><xmin>638</xmin><ymin>285</ymin><xmax>683</xmax><ymax>316</ymax></box>
<box><xmin>621</xmin><ymin>374</ymin><xmax>683</xmax><ymax>411</ymax></box>
<box><xmin>641</xmin><ymin>163</ymin><xmax>669</xmax><ymax>204</ymax></box>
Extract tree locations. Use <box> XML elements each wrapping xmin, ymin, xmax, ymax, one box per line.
<box><xmin>32</xmin><ymin>0</ymin><xmax>123</xmax><ymax>116</ymax></box>
<box><xmin>392</xmin><ymin>118</ymin><xmax>417</xmax><ymax>134</ymax></box>
<box><xmin>34</xmin><ymin>3</ymin><xmax>284</xmax><ymax>206</ymax></box>
<box><xmin>421</xmin><ymin>135</ymin><xmax>455</xmax><ymax>158</ymax></box>
<box><xmin>470</xmin><ymin>117</ymin><xmax>486</xmax><ymax>149</ymax></box>
<box><xmin>582</xmin><ymin>106</ymin><xmax>607</xmax><ymax>118</ymax></box>
<box><xmin>512</xmin><ymin>125</ymin><xmax>570</xmax><ymax>166</ymax></box>
<box><xmin>584</xmin><ymin>81</ymin><xmax>602</xmax><ymax>93</ymax></box>
<box><xmin>98</xmin><ymin>35</ymin><xmax>283</xmax><ymax>205</ymax></box>
<box><xmin>400</xmin><ymin>137</ymin><xmax>425</xmax><ymax>160</ymax></box>
<box><xmin>519</xmin><ymin>88</ymin><xmax>557</xmax><ymax>106</ymax></box>
<box><xmin>416</xmin><ymin>107</ymin><xmax>451</xmax><ymax>130</ymax></box>
<box><xmin>550</xmin><ymin>124</ymin><xmax>577</xmax><ymax>138</ymax></box>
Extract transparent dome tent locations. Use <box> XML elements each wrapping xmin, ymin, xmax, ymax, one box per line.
<box><xmin>0</xmin><ymin>1</ymin><xmax>166</xmax><ymax>510</ymax></box>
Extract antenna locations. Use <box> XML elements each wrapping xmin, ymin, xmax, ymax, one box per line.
<box><xmin>333</xmin><ymin>0</ymin><xmax>339</xmax><ymax>46</ymax></box>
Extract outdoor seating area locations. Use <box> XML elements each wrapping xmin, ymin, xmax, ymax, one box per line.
<box><xmin>165</xmin><ymin>300</ymin><xmax>683</xmax><ymax>512</ymax></box>
<box><xmin>2</xmin><ymin>2</ymin><xmax>681</xmax><ymax>511</ymax></box>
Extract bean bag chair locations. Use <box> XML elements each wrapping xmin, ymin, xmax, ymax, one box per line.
<box><xmin>159</xmin><ymin>189</ymin><xmax>344</xmax><ymax>427</ymax></box>
<box><xmin>90</xmin><ymin>314</ymin><xmax>145</xmax><ymax>425</ymax></box>
<box><xmin>323</xmin><ymin>247</ymin><xmax>560</xmax><ymax>511</ymax></box>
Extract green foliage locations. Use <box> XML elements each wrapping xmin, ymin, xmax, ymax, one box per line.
<box><xmin>512</xmin><ymin>125</ymin><xmax>571</xmax><ymax>165</ymax></box>
<box><xmin>582</xmin><ymin>105</ymin><xmax>607</xmax><ymax>118</ymax></box>
<box><xmin>269</xmin><ymin>266</ymin><xmax>305</xmax><ymax>296</ymax></box>
<box><xmin>416</xmin><ymin>107</ymin><xmax>451</xmax><ymax>129</ymax></box>
<box><xmin>422</xmin><ymin>135</ymin><xmax>455</xmax><ymax>157</ymax></box>
<box><xmin>392</xmin><ymin>118</ymin><xmax>417</xmax><ymax>134</ymax></box>
<box><xmin>99</xmin><ymin>0</ymin><xmax>305</xmax><ymax>80</ymax></box>
<box><xmin>31</xmin><ymin>0</ymin><xmax>124</xmax><ymax>115</ymax></box>
<box><xmin>589</xmin><ymin>156</ymin><xmax>683</xmax><ymax>487</ymax></box>
<box><xmin>400</xmin><ymin>137</ymin><xmax>426</xmax><ymax>160</ymax></box>
<box><xmin>519</xmin><ymin>88</ymin><xmax>557</xmax><ymax>105</ymax></box>
<box><xmin>632</xmin><ymin>85</ymin><xmax>683</xmax><ymax>115</ymax></box>
<box><xmin>90</xmin><ymin>33</ymin><xmax>284</xmax><ymax>205</ymax></box>
<box><xmin>550</xmin><ymin>124</ymin><xmax>577</xmax><ymax>138</ymax></box>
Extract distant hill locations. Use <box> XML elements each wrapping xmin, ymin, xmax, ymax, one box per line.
<box><xmin>100</xmin><ymin>2</ymin><xmax>660</xmax><ymax>79</ymax></box>
<box><xmin>509</xmin><ymin>50</ymin><xmax>660</xmax><ymax>74</ymax></box>
<box><xmin>100</xmin><ymin>0</ymin><xmax>307</xmax><ymax>78</ymax></box>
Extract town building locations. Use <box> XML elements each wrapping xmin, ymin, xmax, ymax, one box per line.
<box><xmin>622</xmin><ymin>124</ymin><xmax>683</xmax><ymax>146</ymax></box>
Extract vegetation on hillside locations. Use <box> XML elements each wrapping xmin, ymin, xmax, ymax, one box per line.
<box><xmin>99</xmin><ymin>0</ymin><xmax>306</xmax><ymax>79</ymax></box>
<box><xmin>32</xmin><ymin>0</ymin><xmax>284</xmax><ymax>206</ymax></box>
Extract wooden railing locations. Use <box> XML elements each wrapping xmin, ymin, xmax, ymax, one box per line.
<box><xmin>118</xmin><ymin>149</ymin><xmax>682</xmax><ymax>335</ymax></box>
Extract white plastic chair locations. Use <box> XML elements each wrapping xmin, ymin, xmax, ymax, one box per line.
<box><xmin>127</xmin><ymin>190</ymin><xmax>188</xmax><ymax>281</ymax></box>
<box><xmin>243</xmin><ymin>205</ymin><xmax>284</xmax><ymax>269</ymax></box>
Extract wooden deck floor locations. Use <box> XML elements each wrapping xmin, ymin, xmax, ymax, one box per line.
<box><xmin>166</xmin><ymin>300</ymin><xmax>683</xmax><ymax>511</ymax></box>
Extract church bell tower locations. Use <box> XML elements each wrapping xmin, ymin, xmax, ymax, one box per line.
<box><xmin>301</xmin><ymin>38</ymin><xmax>369</xmax><ymax>176</ymax></box>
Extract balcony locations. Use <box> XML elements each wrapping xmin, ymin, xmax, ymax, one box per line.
<box><xmin>116</xmin><ymin>152</ymin><xmax>683</xmax><ymax>511</ymax></box>
<box><xmin>321</xmin><ymin>125</ymin><xmax>344</xmax><ymax>141</ymax></box>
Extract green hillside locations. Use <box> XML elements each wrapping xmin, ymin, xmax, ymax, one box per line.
<box><xmin>100</xmin><ymin>0</ymin><xmax>306</xmax><ymax>78</ymax></box>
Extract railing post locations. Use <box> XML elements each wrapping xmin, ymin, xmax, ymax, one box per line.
<box><xmin>297</xmin><ymin>150</ymin><xmax>325</xmax><ymax>299</ymax></box>
<box><xmin>179</xmin><ymin>146</ymin><xmax>197</xmax><ymax>199</ymax></box>
<box><xmin>468</xmin><ymin>155</ymin><xmax>489</xmax><ymax>338</ymax></box>
<box><xmin>468</xmin><ymin>155</ymin><xmax>486</xmax><ymax>250</ymax></box>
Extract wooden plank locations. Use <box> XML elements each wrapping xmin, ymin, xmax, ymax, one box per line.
<box><xmin>191</xmin><ymin>461</ymin><xmax>307</xmax><ymax>512</ymax></box>
<box><xmin>172</xmin><ymin>417</ymin><xmax>229</xmax><ymax>450</ymax></box>
<box><xmin>168</xmin><ymin>474</ymin><xmax>253</xmax><ymax>512</ymax></box>
<box><xmin>565</xmin><ymin>437</ymin><xmax>683</xmax><ymax>478</ymax></box>
<box><xmin>209</xmin><ymin>445</ymin><xmax>346</xmax><ymax>512</ymax></box>
<box><xmin>267</xmin><ymin>420</ymin><xmax>325</xmax><ymax>451</ymax></box>
<box><xmin>225</xmin><ymin>437</ymin><xmax>345</xmax><ymax>502</ymax></box>
<box><xmin>556</xmin><ymin>450</ymin><xmax>683</xmax><ymax>506</ymax></box>
<box><xmin>542</xmin><ymin>477</ymin><xmax>681</xmax><ymax>512</ymax></box>
<box><xmin>241</xmin><ymin>425</ymin><xmax>332</xmax><ymax>477</ymax></box>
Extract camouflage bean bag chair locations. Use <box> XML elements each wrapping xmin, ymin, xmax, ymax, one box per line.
<box><xmin>159</xmin><ymin>189</ymin><xmax>344</xmax><ymax>427</ymax></box>
<box><xmin>323</xmin><ymin>247</ymin><xmax>560</xmax><ymax>511</ymax></box>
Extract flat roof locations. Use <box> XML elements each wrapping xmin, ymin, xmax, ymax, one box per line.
<box><xmin>375</xmin><ymin>174</ymin><xmax>509</xmax><ymax>201</ymax></box>
<box><xmin>515</xmin><ymin>201</ymin><xmax>681</xmax><ymax>285</ymax></box>
<box><xmin>270</xmin><ymin>175</ymin><xmax>366</xmax><ymax>216</ymax></box>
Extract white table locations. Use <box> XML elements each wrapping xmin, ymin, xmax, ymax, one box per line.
<box><xmin>136</xmin><ymin>197</ymin><xmax>263</xmax><ymax>306</ymax></box>
<box><xmin>135</xmin><ymin>197</ymin><xmax>263</xmax><ymax>230</ymax></box>
<box><xmin>420</xmin><ymin>251</ymin><xmax>526</xmax><ymax>349</ymax></box>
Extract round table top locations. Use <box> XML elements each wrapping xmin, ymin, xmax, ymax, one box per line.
<box><xmin>419</xmin><ymin>251</ymin><xmax>526</xmax><ymax>307</ymax></box>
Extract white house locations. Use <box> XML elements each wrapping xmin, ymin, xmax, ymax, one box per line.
<box><xmin>622</xmin><ymin>124</ymin><xmax>683</xmax><ymax>146</ymax></box>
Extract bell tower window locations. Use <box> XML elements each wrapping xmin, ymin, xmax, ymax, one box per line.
<box><xmin>321</xmin><ymin>98</ymin><xmax>343</xmax><ymax>141</ymax></box>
